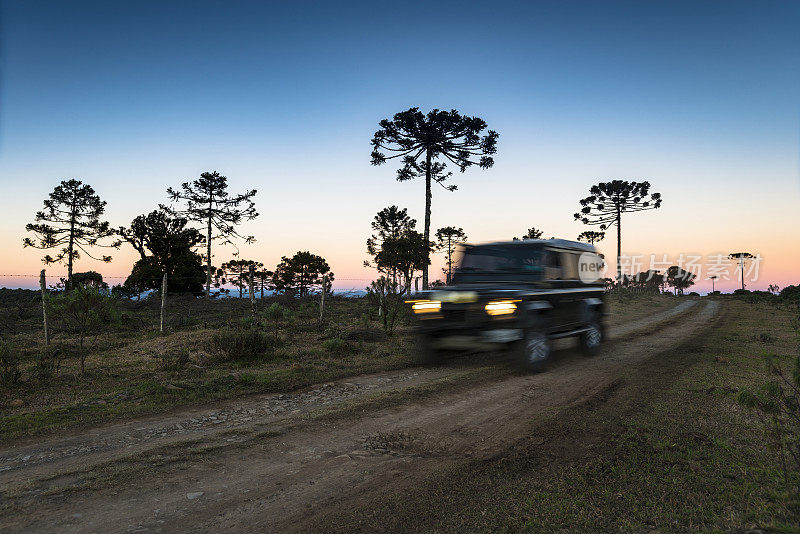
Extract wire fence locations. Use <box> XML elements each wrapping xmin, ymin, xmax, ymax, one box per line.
<box><xmin>0</xmin><ymin>273</ymin><xmax>378</xmax><ymax>294</ymax></box>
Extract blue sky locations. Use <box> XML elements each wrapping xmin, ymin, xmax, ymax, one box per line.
<box><xmin>1</xmin><ymin>1</ymin><xmax>798</xmax><ymax>291</ymax></box>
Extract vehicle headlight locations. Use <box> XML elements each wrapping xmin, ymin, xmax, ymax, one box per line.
<box><xmin>408</xmin><ymin>300</ymin><xmax>442</xmax><ymax>314</ymax></box>
<box><xmin>485</xmin><ymin>300</ymin><xmax>519</xmax><ymax>316</ymax></box>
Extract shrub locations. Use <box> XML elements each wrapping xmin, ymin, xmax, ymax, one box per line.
<box><xmin>0</xmin><ymin>340</ymin><xmax>22</xmax><ymax>387</ymax></box>
<box><xmin>159</xmin><ymin>348</ymin><xmax>191</xmax><ymax>371</ymax></box>
<box><xmin>321</xmin><ymin>338</ymin><xmax>351</xmax><ymax>354</ymax></box>
<box><xmin>46</xmin><ymin>286</ymin><xmax>120</xmax><ymax>374</ymax></box>
<box><xmin>366</xmin><ymin>277</ymin><xmax>406</xmax><ymax>335</ymax></box>
<box><xmin>36</xmin><ymin>344</ymin><xmax>67</xmax><ymax>381</ymax></box>
<box><xmin>780</xmin><ymin>285</ymin><xmax>800</xmax><ymax>306</ymax></box>
<box><xmin>346</xmin><ymin>328</ymin><xmax>388</xmax><ymax>342</ymax></box>
<box><xmin>211</xmin><ymin>327</ymin><xmax>277</xmax><ymax>362</ymax></box>
<box><xmin>323</xmin><ymin>323</ymin><xmax>346</xmax><ymax>340</ymax></box>
<box><xmin>262</xmin><ymin>303</ymin><xmax>291</xmax><ymax>340</ymax></box>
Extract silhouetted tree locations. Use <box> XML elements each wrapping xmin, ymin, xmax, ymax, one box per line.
<box><xmin>574</xmin><ymin>180</ymin><xmax>662</xmax><ymax>281</ymax></box>
<box><xmin>366</xmin><ymin>206</ymin><xmax>417</xmax><ymax>289</ymax></box>
<box><xmin>57</xmin><ymin>271</ymin><xmax>108</xmax><ymax>291</ymax></box>
<box><xmin>666</xmin><ymin>265</ymin><xmax>696</xmax><ymax>295</ymax></box>
<box><xmin>272</xmin><ymin>252</ymin><xmax>333</xmax><ymax>297</ymax></box>
<box><xmin>24</xmin><ymin>179</ymin><xmax>120</xmax><ymax>288</ymax></box>
<box><xmin>370</xmin><ymin>108</ymin><xmax>498</xmax><ymax>290</ymax></box>
<box><xmin>577</xmin><ymin>230</ymin><xmax>605</xmax><ymax>245</ymax></box>
<box><xmin>375</xmin><ymin>230</ymin><xmax>430</xmax><ymax>295</ymax></box>
<box><xmin>252</xmin><ymin>269</ymin><xmax>274</xmax><ymax>299</ymax></box>
<box><xmin>626</xmin><ymin>270</ymin><xmax>663</xmax><ymax>294</ymax></box>
<box><xmin>513</xmin><ymin>227</ymin><xmax>544</xmax><ymax>241</ymax></box>
<box><xmin>728</xmin><ymin>252</ymin><xmax>755</xmax><ymax>291</ymax></box>
<box><xmin>220</xmin><ymin>259</ymin><xmax>264</xmax><ymax>298</ymax></box>
<box><xmin>119</xmin><ymin>209</ymin><xmax>206</xmax><ymax>295</ymax></box>
<box><xmin>46</xmin><ymin>286</ymin><xmax>119</xmax><ymax>374</ymax></box>
<box><xmin>167</xmin><ymin>171</ymin><xmax>258</xmax><ymax>298</ymax></box>
<box><xmin>435</xmin><ymin>226</ymin><xmax>467</xmax><ymax>284</ymax></box>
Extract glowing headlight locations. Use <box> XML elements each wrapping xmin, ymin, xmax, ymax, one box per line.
<box><xmin>409</xmin><ymin>300</ymin><xmax>442</xmax><ymax>314</ymax></box>
<box><xmin>485</xmin><ymin>300</ymin><xmax>519</xmax><ymax>316</ymax></box>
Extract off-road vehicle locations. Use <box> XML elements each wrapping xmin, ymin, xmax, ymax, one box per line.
<box><xmin>409</xmin><ymin>239</ymin><xmax>606</xmax><ymax>372</ymax></box>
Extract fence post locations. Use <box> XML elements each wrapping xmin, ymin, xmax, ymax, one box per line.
<box><xmin>249</xmin><ymin>264</ymin><xmax>256</xmax><ymax>316</ymax></box>
<box><xmin>160</xmin><ymin>272</ymin><xmax>167</xmax><ymax>334</ymax></box>
<box><xmin>319</xmin><ymin>274</ymin><xmax>326</xmax><ymax>322</ymax></box>
<box><xmin>40</xmin><ymin>269</ymin><xmax>49</xmax><ymax>346</ymax></box>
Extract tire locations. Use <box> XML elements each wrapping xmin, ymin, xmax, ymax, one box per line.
<box><xmin>516</xmin><ymin>327</ymin><xmax>551</xmax><ymax>373</ymax></box>
<box><xmin>579</xmin><ymin>319</ymin><xmax>603</xmax><ymax>357</ymax></box>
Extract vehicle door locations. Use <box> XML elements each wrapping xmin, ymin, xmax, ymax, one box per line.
<box><xmin>557</xmin><ymin>250</ymin><xmax>582</xmax><ymax>328</ymax></box>
<box><xmin>541</xmin><ymin>248</ymin><xmax>568</xmax><ymax>330</ymax></box>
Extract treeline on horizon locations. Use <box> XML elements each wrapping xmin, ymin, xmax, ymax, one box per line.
<box><xmin>17</xmin><ymin>106</ymin><xmax>771</xmax><ymax>299</ymax></box>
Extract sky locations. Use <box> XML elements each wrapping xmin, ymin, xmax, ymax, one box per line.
<box><xmin>0</xmin><ymin>0</ymin><xmax>798</xmax><ymax>293</ymax></box>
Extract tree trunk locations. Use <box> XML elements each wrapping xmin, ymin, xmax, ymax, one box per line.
<box><xmin>205</xmin><ymin>202</ymin><xmax>213</xmax><ymax>298</ymax></box>
<box><xmin>160</xmin><ymin>272</ymin><xmax>167</xmax><ymax>334</ymax></box>
<box><xmin>248</xmin><ymin>265</ymin><xmax>256</xmax><ymax>316</ymax></box>
<box><xmin>616</xmin><ymin>207</ymin><xmax>622</xmax><ymax>283</ymax></box>
<box><xmin>447</xmin><ymin>237</ymin><xmax>453</xmax><ymax>284</ymax></box>
<box><xmin>740</xmin><ymin>257</ymin><xmax>745</xmax><ymax>291</ymax></box>
<box><xmin>319</xmin><ymin>274</ymin><xmax>326</xmax><ymax>322</ymax></box>
<box><xmin>423</xmin><ymin>149</ymin><xmax>432</xmax><ymax>290</ymax></box>
<box><xmin>40</xmin><ymin>269</ymin><xmax>49</xmax><ymax>346</ymax></box>
<box><xmin>67</xmin><ymin>217</ymin><xmax>76</xmax><ymax>290</ymax></box>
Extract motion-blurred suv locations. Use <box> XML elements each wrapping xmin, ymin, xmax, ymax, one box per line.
<box><xmin>409</xmin><ymin>239</ymin><xmax>606</xmax><ymax>372</ymax></box>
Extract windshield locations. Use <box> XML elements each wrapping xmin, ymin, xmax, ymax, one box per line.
<box><xmin>456</xmin><ymin>245</ymin><xmax>544</xmax><ymax>279</ymax></box>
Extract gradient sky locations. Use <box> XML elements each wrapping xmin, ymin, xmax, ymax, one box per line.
<box><xmin>1</xmin><ymin>1</ymin><xmax>798</xmax><ymax>293</ymax></box>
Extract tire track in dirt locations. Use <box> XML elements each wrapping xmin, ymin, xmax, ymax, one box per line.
<box><xmin>0</xmin><ymin>300</ymin><xmax>716</xmax><ymax>533</ymax></box>
<box><xmin>0</xmin><ymin>301</ymin><xmax>696</xmax><ymax>484</ymax></box>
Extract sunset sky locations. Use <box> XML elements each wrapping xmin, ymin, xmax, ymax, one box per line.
<box><xmin>1</xmin><ymin>1</ymin><xmax>798</xmax><ymax>293</ymax></box>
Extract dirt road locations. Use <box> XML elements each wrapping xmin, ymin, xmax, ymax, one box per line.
<box><xmin>0</xmin><ymin>299</ymin><xmax>716</xmax><ymax>533</ymax></box>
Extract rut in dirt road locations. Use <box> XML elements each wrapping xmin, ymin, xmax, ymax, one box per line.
<box><xmin>0</xmin><ymin>300</ymin><xmax>716</xmax><ymax>533</ymax></box>
<box><xmin>0</xmin><ymin>300</ymin><xmax>696</xmax><ymax>484</ymax></box>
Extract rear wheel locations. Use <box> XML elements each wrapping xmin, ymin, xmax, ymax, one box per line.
<box><xmin>516</xmin><ymin>327</ymin><xmax>551</xmax><ymax>373</ymax></box>
<box><xmin>579</xmin><ymin>319</ymin><xmax>603</xmax><ymax>356</ymax></box>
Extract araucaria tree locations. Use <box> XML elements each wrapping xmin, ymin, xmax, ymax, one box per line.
<box><xmin>435</xmin><ymin>227</ymin><xmax>467</xmax><ymax>284</ymax></box>
<box><xmin>574</xmin><ymin>180</ymin><xmax>662</xmax><ymax>281</ymax></box>
<box><xmin>370</xmin><ymin>108</ymin><xmax>498</xmax><ymax>289</ymax></box>
<box><xmin>272</xmin><ymin>252</ymin><xmax>334</xmax><ymax>297</ymax></box>
<box><xmin>375</xmin><ymin>230</ymin><xmax>430</xmax><ymax>295</ymax></box>
<box><xmin>24</xmin><ymin>179</ymin><xmax>120</xmax><ymax>287</ymax></box>
<box><xmin>729</xmin><ymin>252</ymin><xmax>755</xmax><ymax>291</ymax></box>
<box><xmin>167</xmin><ymin>171</ymin><xmax>258</xmax><ymax>298</ymax></box>
<box><xmin>366</xmin><ymin>206</ymin><xmax>416</xmax><ymax>289</ymax></box>
<box><xmin>118</xmin><ymin>209</ymin><xmax>206</xmax><ymax>295</ymax></box>
<box><xmin>219</xmin><ymin>259</ymin><xmax>264</xmax><ymax>298</ymax></box>
<box><xmin>577</xmin><ymin>230</ymin><xmax>605</xmax><ymax>245</ymax></box>
<box><xmin>666</xmin><ymin>265</ymin><xmax>697</xmax><ymax>295</ymax></box>
<box><xmin>513</xmin><ymin>227</ymin><xmax>544</xmax><ymax>241</ymax></box>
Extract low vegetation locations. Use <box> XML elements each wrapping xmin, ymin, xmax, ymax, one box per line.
<box><xmin>0</xmin><ymin>290</ymin><xmax>420</xmax><ymax>440</ymax></box>
<box><xmin>319</xmin><ymin>298</ymin><xmax>799</xmax><ymax>531</ymax></box>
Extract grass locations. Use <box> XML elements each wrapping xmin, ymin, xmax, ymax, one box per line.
<box><xmin>314</xmin><ymin>298</ymin><xmax>800</xmax><ymax>532</ymax></box>
<box><xmin>0</xmin><ymin>291</ymin><xmax>685</xmax><ymax>442</ymax></box>
<box><xmin>514</xmin><ymin>300</ymin><xmax>799</xmax><ymax>532</ymax></box>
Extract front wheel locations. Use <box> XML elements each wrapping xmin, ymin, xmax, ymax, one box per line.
<box><xmin>579</xmin><ymin>320</ymin><xmax>603</xmax><ymax>356</ymax></box>
<box><xmin>516</xmin><ymin>328</ymin><xmax>551</xmax><ymax>373</ymax></box>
